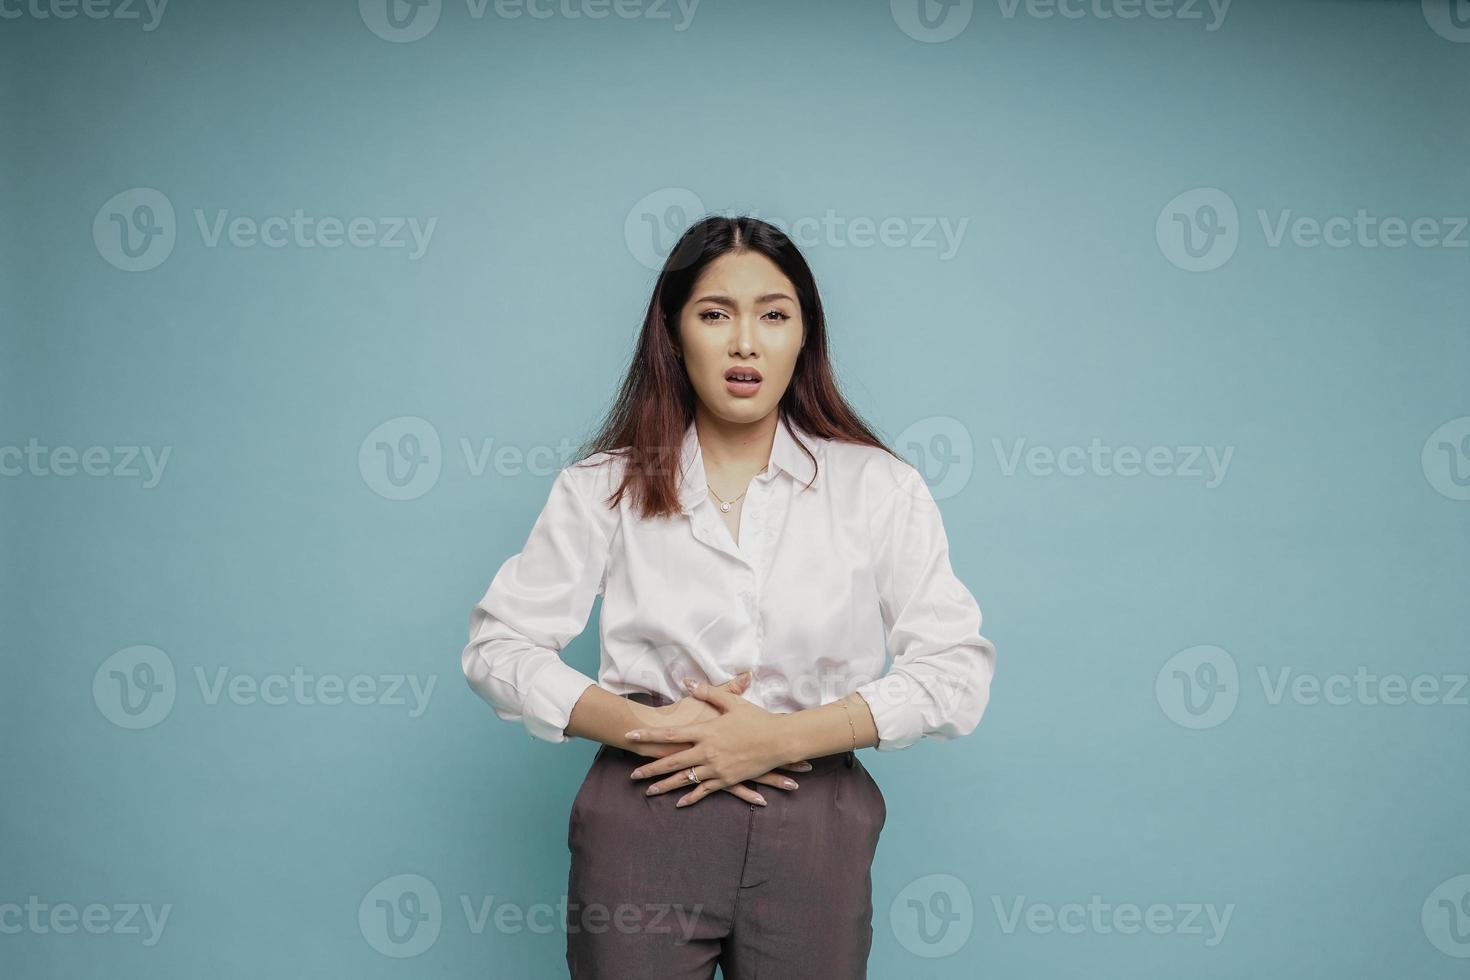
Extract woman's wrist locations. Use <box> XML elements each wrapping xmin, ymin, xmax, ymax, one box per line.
<box><xmin>773</xmin><ymin>694</ymin><xmax>877</xmax><ymax>762</ymax></box>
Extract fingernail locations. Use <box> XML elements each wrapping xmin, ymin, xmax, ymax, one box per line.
<box><xmin>794</xmin><ymin>762</ymin><xmax>812</xmax><ymax>771</ymax></box>
<box><xmin>629</xmin><ymin>769</ymin><xmax>642</xmax><ymax>779</ymax></box>
<box><xmin>737</xmin><ymin>670</ymin><xmax>753</xmax><ymax>684</ymax></box>
<box><xmin>683</xmin><ymin>678</ymin><xmax>697</xmax><ymax>691</ymax></box>
<box><xmin>754</xmin><ymin>794</ymin><xmax>767</xmax><ymax>805</ymax></box>
<box><xmin>645</xmin><ymin>786</ymin><xmax>657</xmax><ymax>796</ymax></box>
<box><xmin>676</xmin><ymin>799</ymin><xmax>689</xmax><ymax>808</ymax></box>
<box><xmin>625</xmin><ymin>731</ymin><xmax>641</xmax><ymax>741</ymax></box>
<box><xmin>784</xmin><ymin>779</ymin><xmax>798</xmax><ymax>789</ymax></box>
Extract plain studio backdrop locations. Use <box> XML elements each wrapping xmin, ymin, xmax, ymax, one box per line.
<box><xmin>2</xmin><ymin>0</ymin><xmax>1468</xmax><ymax>976</ymax></box>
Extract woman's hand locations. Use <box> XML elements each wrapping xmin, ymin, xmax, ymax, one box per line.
<box><xmin>625</xmin><ymin>679</ymin><xmax>796</xmax><ymax>807</ymax></box>
<box><xmin>626</xmin><ymin>674</ymin><xmax>811</xmax><ymax>807</ymax></box>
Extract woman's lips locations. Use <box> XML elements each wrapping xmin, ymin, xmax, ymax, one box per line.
<box><xmin>724</xmin><ymin>367</ymin><xmax>762</xmax><ymax>397</ymax></box>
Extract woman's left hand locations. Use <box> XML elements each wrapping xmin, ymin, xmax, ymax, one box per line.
<box><xmin>625</xmin><ymin>678</ymin><xmax>792</xmax><ymax>807</ymax></box>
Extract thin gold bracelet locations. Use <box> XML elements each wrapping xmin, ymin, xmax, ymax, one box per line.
<box><xmin>839</xmin><ymin>697</ymin><xmax>857</xmax><ymax>752</ymax></box>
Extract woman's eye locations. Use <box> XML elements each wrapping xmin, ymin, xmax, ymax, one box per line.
<box><xmin>697</xmin><ymin>309</ymin><xmax>790</xmax><ymax>322</ymax></box>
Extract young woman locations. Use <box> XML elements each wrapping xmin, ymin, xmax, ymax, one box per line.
<box><xmin>461</xmin><ymin>214</ymin><xmax>997</xmax><ymax>979</ymax></box>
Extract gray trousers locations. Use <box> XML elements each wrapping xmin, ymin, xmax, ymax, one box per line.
<box><xmin>565</xmin><ymin>692</ymin><xmax>887</xmax><ymax>979</ymax></box>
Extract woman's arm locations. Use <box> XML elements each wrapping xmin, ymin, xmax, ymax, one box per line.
<box><xmin>773</xmin><ymin>461</ymin><xmax>997</xmax><ymax>762</ymax></box>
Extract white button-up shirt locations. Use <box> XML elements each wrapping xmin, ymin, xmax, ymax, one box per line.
<box><xmin>461</xmin><ymin>412</ymin><xmax>996</xmax><ymax>751</ymax></box>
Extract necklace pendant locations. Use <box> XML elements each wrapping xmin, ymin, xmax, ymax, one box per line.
<box><xmin>720</xmin><ymin>501</ymin><xmax>731</xmax><ymax>512</ymax></box>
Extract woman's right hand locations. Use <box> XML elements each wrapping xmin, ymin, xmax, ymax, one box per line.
<box><xmin>630</xmin><ymin>672</ymin><xmax>813</xmax><ymax>806</ymax></box>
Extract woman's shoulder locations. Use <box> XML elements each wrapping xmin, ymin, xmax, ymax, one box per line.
<box><xmin>820</xmin><ymin>436</ymin><xmax>917</xmax><ymax>488</ymax></box>
<box><xmin>561</xmin><ymin>449</ymin><xmax>630</xmax><ymax>512</ymax></box>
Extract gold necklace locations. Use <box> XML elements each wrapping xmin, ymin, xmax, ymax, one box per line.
<box><xmin>706</xmin><ymin>484</ymin><xmax>746</xmax><ymax>513</ymax></box>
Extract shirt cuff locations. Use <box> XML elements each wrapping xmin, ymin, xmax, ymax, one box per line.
<box><xmin>853</xmin><ymin>675</ymin><xmax>925</xmax><ymax>752</ymax></box>
<box><xmin>521</xmin><ymin>659</ymin><xmax>598</xmax><ymax>744</ymax></box>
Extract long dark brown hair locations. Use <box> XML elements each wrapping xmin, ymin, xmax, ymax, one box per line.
<box><xmin>573</xmin><ymin>214</ymin><xmax>898</xmax><ymax>520</ymax></box>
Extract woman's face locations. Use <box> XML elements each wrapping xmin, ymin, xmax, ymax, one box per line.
<box><xmin>676</xmin><ymin>250</ymin><xmax>805</xmax><ymax>426</ymax></box>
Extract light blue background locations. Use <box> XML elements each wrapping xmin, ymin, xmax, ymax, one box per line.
<box><xmin>3</xmin><ymin>0</ymin><xmax>1468</xmax><ymax>976</ymax></box>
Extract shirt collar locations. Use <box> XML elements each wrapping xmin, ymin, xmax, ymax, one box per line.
<box><xmin>676</xmin><ymin>412</ymin><xmax>822</xmax><ymax>513</ymax></box>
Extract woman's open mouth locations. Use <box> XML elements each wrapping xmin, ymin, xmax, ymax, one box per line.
<box><xmin>724</xmin><ymin>367</ymin><xmax>762</xmax><ymax>397</ymax></box>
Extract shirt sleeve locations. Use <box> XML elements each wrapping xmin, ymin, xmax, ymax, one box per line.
<box><xmin>853</xmin><ymin>462</ymin><xmax>997</xmax><ymax>751</ymax></box>
<box><xmin>460</xmin><ymin>464</ymin><xmax>611</xmax><ymax>744</ymax></box>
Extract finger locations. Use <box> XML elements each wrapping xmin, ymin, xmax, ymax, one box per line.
<box><xmin>778</xmin><ymin>761</ymin><xmax>814</xmax><ymax>772</ymax></box>
<box><xmin>625</xmin><ymin>724</ymin><xmax>699</xmax><ymax>745</ymax></box>
<box><xmin>720</xmin><ymin>670</ymin><xmax>754</xmax><ymax>695</ymax></box>
<box><xmin>721</xmin><ymin>784</ymin><xmax>768</xmax><ymax>806</ymax></box>
<box><xmin>676</xmin><ymin>781</ymin><xmax>722</xmax><ymax>807</ymax></box>
<box><xmin>645</xmin><ymin>768</ymin><xmax>702</xmax><ymax>796</ymax></box>
<box><xmin>747</xmin><ymin>771</ymin><xmax>800</xmax><ymax>791</ymax></box>
<box><xmin>683</xmin><ymin>679</ymin><xmax>738</xmax><ymax>709</ymax></box>
<box><xmin>628</xmin><ymin>750</ymin><xmax>699</xmax><ymax>781</ymax></box>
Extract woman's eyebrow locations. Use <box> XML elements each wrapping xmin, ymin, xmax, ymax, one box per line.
<box><xmin>694</xmin><ymin>292</ymin><xmax>795</xmax><ymax>307</ymax></box>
